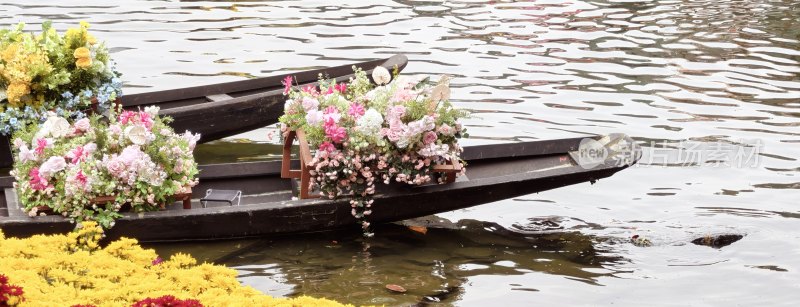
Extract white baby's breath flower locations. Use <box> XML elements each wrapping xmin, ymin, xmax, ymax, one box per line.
<box><xmin>125</xmin><ymin>125</ymin><xmax>148</xmax><ymax>145</ymax></box>
<box><xmin>372</xmin><ymin>66</ymin><xmax>391</xmax><ymax>85</ymax></box>
<box><xmin>356</xmin><ymin>108</ymin><xmax>383</xmax><ymax>136</ymax></box>
<box><xmin>144</xmin><ymin>105</ymin><xmax>160</xmax><ymax>117</ymax></box>
<box><xmin>12</xmin><ymin>138</ymin><xmax>24</xmax><ymax>149</ymax></box>
<box><xmin>305</xmin><ymin>109</ymin><xmax>324</xmax><ymax>126</ymax></box>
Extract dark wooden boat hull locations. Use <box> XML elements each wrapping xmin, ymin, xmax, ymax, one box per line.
<box><xmin>0</xmin><ymin>55</ymin><xmax>409</xmax><ymax>167</ymax></box>
<box><xmin>0</xmin><ymin>135</ymin><xmax>640</xmax><ymax>242</ymax></box>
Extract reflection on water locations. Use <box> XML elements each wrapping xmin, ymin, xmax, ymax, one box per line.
<box><xmin>4</xmin><ymin>0</ymin><xmax>800</xmax><ymax>305</ymax></box>
<box><xmin>150</xmin><ymin>217</ymin><xmax>622</xmax><ymax>306</ymax></box>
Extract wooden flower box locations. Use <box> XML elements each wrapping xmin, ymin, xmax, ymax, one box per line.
<box><xmin>31</xmin><ymin>190</ymin><xmax>193</xmax><ymax>215</ymax></box>
<box><xmin>281</xmin><ymin>129</ymin><xmax>462</xmax><ymax>199</ymax></box>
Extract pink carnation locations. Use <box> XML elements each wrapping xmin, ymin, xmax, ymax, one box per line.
<box><xmin>139</xmin><ymin>112</ymin><xmax>154</xmax><ymax>129</ymax></box>
<box><xmin>34</xmin><ymin>138</ymin><xmax>51</xmax><ymax>155</ymax></box>
<box><xmin>325</xmin><ymin>124</ymin><xmax>347</xmax><ymax>143</ymax></box>
<box><xmin>70</xmin><ymin>170</ymin><xmax>88</xmax><ymax>188</ymax></box>
<box><xmin>348</xmin><ymin>103</ymin><xmax>365</xmax><ymax>119</ymax></box>
<box><xmin>66</xmin><ymin>146</ymin><xmax>85</xmax><ymax>164</ymax></box>
<box><xmin>302</xmin><ymin>84</ymin><xmax>318</xmax><ymax>95</ymax></box>
<box><xmin>319</xmin><ymin>142</ymin><xmax>336</xmax><ymax>152</ymax></box>
<box><xmin>119</xmin><ymin>111</ymin><xmax>137</xmax><ymax>125</ymax></box>
<box><xmin>334</xmin><ymin>83</ymin><xmax>347</xmax><ymax>93</ymax></box>
<box><xmin>29</xmin><ymin>168</ymin><xmax>50</xmax><ymax>191</ymax></box>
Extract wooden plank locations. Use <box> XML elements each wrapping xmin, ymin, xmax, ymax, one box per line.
<box><xmin>205</xmin><ymin>93</ymin><xmax>234</xmax><ymax>102</ymax></box>
<box><xmin>4</xmin><ymin>188</ymin><xmax>26</xmax><ymax>218</ymax></box>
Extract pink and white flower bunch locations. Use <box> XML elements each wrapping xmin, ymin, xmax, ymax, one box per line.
<box><xmin>11</xmin><ymin>107</ymin><xmax>200</xmax><ymax>228</ymax></box>
<box><xmin>279</xmin><ymin>66</ymin><xmax>469</xmax><ymax>235</ymax></box>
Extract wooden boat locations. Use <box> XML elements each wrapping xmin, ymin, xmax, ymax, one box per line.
<box><xmin>0</xmin><ymin>134</ymin><xmax>640</xmax><ymax>242</ymax></box>
<box><xmin>0</xmin><ymin>55</ymin><xmax>409</xmax><ymax>167</ymax></box>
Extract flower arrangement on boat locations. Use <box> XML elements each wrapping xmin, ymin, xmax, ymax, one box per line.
<box><xmin>279</xmin><ymin>66</ymin><xmax>469</xmax><ymax>235</ymax></box>
<box><xmin>10</xmin><ymin>107</ymin><xmax>200</xmax><ymax>228</ymax></box>
<box><xmin>0</xmin><ymin>21</ymin><xmax>121</xmax><ymax>135</ymax></box>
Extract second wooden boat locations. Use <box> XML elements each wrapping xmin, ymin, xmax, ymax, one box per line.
<box><xmin>0</xmin><ymin>55</ymin><xmax>409</xmax><ymax>167</ymax></box>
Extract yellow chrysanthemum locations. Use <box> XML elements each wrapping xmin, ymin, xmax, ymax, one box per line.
<box><xmin>6</xmin><ymin>82</ymin><xmax>30</xmax><ymax>105</ymax></box>
<box><xmin>74</xmin><ymin>47</ymin><xmax>91</xmax><ymax>59</ymax></box>
<box><xmin>76</xmin><ymin>56</ymin><xmax>93</xmax><ymax>69</ymax></box>
<box><xmin>1</xmin><ymin>43</ymin><xmax>19</xmax><ymax>62</ymax></box>
<box><xmin>86</xmin><ymin>33</ymin><xmax>97</xmax><ymax>45</ymax></box>
<box><xmin>0</xmin><ymin>222</ymin><xmax>350</xmax><ymax>306</ymax></box>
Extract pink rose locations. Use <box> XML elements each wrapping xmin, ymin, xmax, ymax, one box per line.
<box><xmin>391</xmin><ymin>89</ymin><xmax>414</xmax><ymax>103</ymax></box>
<box><xmin>74</xmin><ymin>118</ymin><xmax>91</xmax><ymax>132</ymax></box>
<box><xmin>437</xmin><ymin>124</ymin><xmax>454</xmax><ymax>136</ymax></box>
<box><xmin>106</xmin><ymin>159</ymin><xmax>125</xmax><ymax>176</ymax></box>
<box><xmin>423</xmin><ymin>131</ymin><xmax>438</xmax><ymax>145</ymax></box>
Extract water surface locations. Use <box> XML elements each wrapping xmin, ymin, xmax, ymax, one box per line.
<box><xmin>3</xmin><ymin>0</ymin><xmax>799</xmax><ymax>305</ymax></box>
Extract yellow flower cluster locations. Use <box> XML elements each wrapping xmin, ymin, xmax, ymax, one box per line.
<box><xmin>74</xmin><ymin>47</ymin><xmax>92</xmax><ymax>69</ymax></box>
<box><xmin>0</xmin><ymin>42</ymin><xmax>51</xmax><ymax>106</ymax></box>
<box><xmin>0</xmin><ymin>223</ymin><xmax>350</xmax><ymax>307</ymax></box>
<box><xmin>67</xmin><ymin>21</ymin><xmax>95</xmax><ymax>69</ymax></box>
<box><xmin>65</xmin><ymin>21</ymin><xmax>97</xmax><ymax>47</ymax></box>
<box><xmin>1</xmin><ymin>21</ymin><xmax>113</xmax><ymax>112</ymax></box>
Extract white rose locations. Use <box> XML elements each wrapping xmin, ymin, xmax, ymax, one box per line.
<box><xmin>372</xmin><ymin>66</ymin><xmax>391</xmax><ymax>85</ymax></box>
<box><xmin>39</xmin><ymin>156</ymin><xmax>67</xmax><ymax>178</ymax></box>
<box><xmin>35</xmin><ymin>116</ymin><xmax>71</xmax><ymax>139</ymax></box>
<box><xmin>34</xmin><ymin>119</ymin><xmax>53</xmax><ymax>140</ymax></box>
<box><xmin>125</xmin><ymin>125</ymin><xmax>148</xmax><ymax>145</ymax></box>
<box><xmin>50</xmin><ymin>117</ymin><xmax>71</xmax><ymax>138</ymax></box>
<box><xmin>18</xmin><ymin>145</ymin><xmax>36</xmax><ymax>163</ymax></box>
